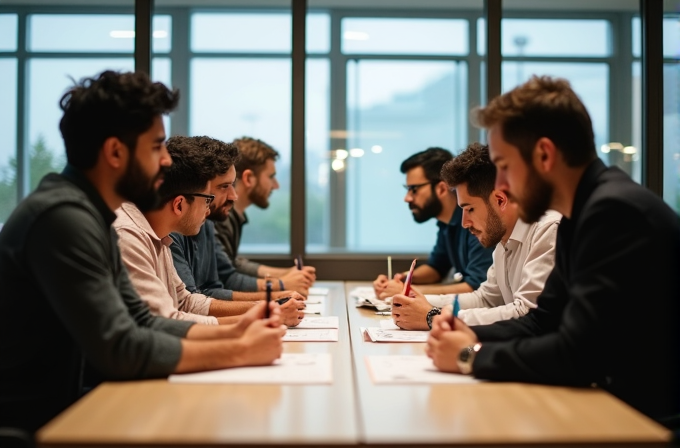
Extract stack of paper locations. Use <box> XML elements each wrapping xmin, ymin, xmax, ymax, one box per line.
<box><xmin>350</xmin><ymin>286</ymin><xmax>391</xmax><ymax>311</ymax></box>
<box><xmin>169</xmin><ymin>353</ymin><xmax>333</xmax><ymax>384</ymax></box>
<box><xmin>308</xmin><ymin>287</ymin><xmax>329</xmax><ymax>295</ymax></box>
<box><xmin>283</xmin><ymin>328</ymin><xmax>339</xmax><ymax>342</ymax></box>
<box><xmin>302</xmin><ymin>303</ymin><xmax>324</xmax><ymax>314</ymax></box>
<box><xmin>294</xmin><ymin>316</ymin><xmax>339</xmax><ymax>329</ymax></box>
<box><xmin>362</xmin><ymin>327</ymin><xmax>430</xmax><ymax>342</ymax></box>
<box><xmin>365</xmin><ymin>355</ymin><xmax>480</xmax><ymax>384</ymax></box>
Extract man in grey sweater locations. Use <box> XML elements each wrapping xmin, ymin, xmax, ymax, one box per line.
<box><xmin>0</xmin><ymin>70</ymin><xmax>285</xmax><ymax>434</ymax></box>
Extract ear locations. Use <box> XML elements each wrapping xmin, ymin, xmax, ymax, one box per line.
<box><xmin>434</xmin><ymin>180</ymin><xmax>448</xmax><ymax>198</ymax></box>
<box><xmin>533</xmin><ymin>137</ymin><xmax>557</xmax><ymax>174</ymax></box>
<box><xmin>493</xmin><ymin>189</ymin><xmax>508</xmax><ymax>211</ymax></box>
<box><xmin>100</xmin><ymin>137</ymin><xmax>128</xmax><ymax>170</ymax></box>
<box><xmin>172</xmin><ymin>196</ymin><xmax>183</xmax><ymax>214</ymax></box>
<box><xmin>241</xmin><ymin>169</ymin><xmax>256</xmax><ymax>188</ymax></box>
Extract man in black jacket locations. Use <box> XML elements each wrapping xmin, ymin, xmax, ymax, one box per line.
<box><xmin>427</xmin><ymin>75</ymin><xmax>680</xmax><ymax>424</ymax></box>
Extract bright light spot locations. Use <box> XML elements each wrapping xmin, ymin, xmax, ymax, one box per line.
<box><xmin>153</xmin><ymin>30</ymin><xmax>168</xmax><ymax>38</ymax></box>
<box><xmin>623</xmin><ymin>146</ymin><xmax>637</xmax><ymax>154</ymax></box>
<box><xmin>371</xmin><ymin>145</ymin><xmax>383</xmax><ymax>154</ymax></box>
<box><xmin>335</xmin><ymin>149</ymin><xmax>348</xmax><ymax>160</ymax></box>
<box><xmin>344</xmin><ymin>31</ymin><xmax>370</xmax><ymax>41</ymax></box>
<box><xmin>674</xmin><ymin>153</ymin><xmax>680</xmax><ymax>161</ymax></box>
<box><xmin>110</xmin><ymin>30</ymin><xmax>135</xmax><ymax>38</ymax></box>
<box><xmin>331</xmin><ymin>159</ymin><xmax>345</xmax><ymax>171</ymax></box>
<box><xmin>608</xmin><ymin>142</ymin><xmax>624</xmax><ymax>151</ymax></box>
<box><xmin>349</xmin><ymin>148</ymin><xmax>365</xmax><ymax>158</ymax></box>
<box><xmin>600</xmin><ymin>144</ymin><xmax>610</xmax><ymax>154</ymax></box>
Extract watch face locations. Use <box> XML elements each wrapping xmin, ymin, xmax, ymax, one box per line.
<box><xmin>459</xmin><ymin>347</ymin><xmax>471</xmax><ymax>363</ymax></box>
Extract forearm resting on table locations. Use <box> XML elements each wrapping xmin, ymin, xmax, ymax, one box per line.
<box><xmin>257</xmin><ymin>265</ymin><xmax>290</xmax><ymax>278</ymax></box>
<box><xmin>175</xmin><ymin>338</ymin><xmax>247</xmax><ymax>372</ymax></box>
<box><xmin>414</xmin><ymin>282</ymin><xmax>474</xmax><ymax>295</ymax></box>
<box><xmin>410</xmin><ymin>265</ymin><xmax>442</xmax><ymax>284</ymax></box>
<box><xmin>209</xmin><ymin>299</ymin><xmax>254</xmax><ymax>317</ymax></box>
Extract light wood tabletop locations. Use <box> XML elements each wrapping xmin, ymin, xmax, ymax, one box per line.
<box><xmin>344</xmin><ymin>281</ymin><xmax>672</xmax><ymax>446</ymax></box>
<box><xmin>37</xmin><ymin>281</ymin><xmax>358</xmax><ymax>448</ymax></box>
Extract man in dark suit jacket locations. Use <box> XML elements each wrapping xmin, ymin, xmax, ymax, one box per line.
<box><xmin>427</xmin><ymin>75</ymin><xmax>680</xmax><ymax>424</ymax></box>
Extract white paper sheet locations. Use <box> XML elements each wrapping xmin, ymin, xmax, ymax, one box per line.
<box><xmin>305</xmin><ymin>294</ymin><xmax>325</xmax><ymax>304</ymax></box>
<box><xmin>379</xmin><ymin>319</ymin><xmax>400</xmax><ymax>330</ymax></box>
<box><xmin>283</xmin><ymin>328</ymin><xmax>339</xmax><ymax>342</ymax></box>
<box><xmin>364</xmin><ymin>327</ymin><xmax>429</xmax><ymax>342</ymax></box>
<box><xmin>302</xmin><ymin>303</ymin><xmax>323</xmax><ymax>314</ymax></box>
<box><xmin>350</xmin><ymin>287</ymin><xmax>391</xmax><ymax>311</ymax></box>
<box><xmin>294</xmin><ymin>316</ymin><xmax>339</xmax><ymax>329</ymax></box>
<box><xmin>169</xmin><ymin>353</ymin><xmax>333</xmax><ymax>384</ymax></box>
<box><xmin>308</xmin><ymin>287</ymin><xmax>329</xmax><ymax>295</ymax></box>
<box><xmin>366</xmin><ymin>355</ymin><xmax>480</xmax><ymax>384</ymax></box>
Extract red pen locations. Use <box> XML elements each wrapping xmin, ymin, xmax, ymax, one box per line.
<box><xmin>401</xmin><ymin>258</ymin><xmax>417</xmax><ymax>296</ymax></box>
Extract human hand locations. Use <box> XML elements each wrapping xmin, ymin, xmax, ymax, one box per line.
<box><xmin>239</xmin><ymin>319</ymin><xmax>286</xmax><ymax>366</ymax></box>
<box><xmin>273</xmin><ymin>290</ymin><xmax>306</xmax><ymax>301</ymax></box>
<box><xmin>279</xmin><ymin>298</ymin><xmax>305</xmax><ymax>327</ymax></box>
<box><xmin>391</xmin><ymin>292</ymin><xmax>432</xmax><ymax>330</ymax></box>
<box><xmin>425</xmin><ymin>328</ymin><xmax>477</xmax><ymax>373</ymax></box>
<box><xmin>378</xmin><ymin>277</ymin><xmax>405</xmax><ymax>300</ymax></box>
<box><xmin>280</xmin><ymin>268</ymin><xmax>315</xmax><ymax>293</ymax></box>
<box><xmin>430</xmin><ymin>309</ymin><xmax>478</xmax><ymax>341</ymax></box>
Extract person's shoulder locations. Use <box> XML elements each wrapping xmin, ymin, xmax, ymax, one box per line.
<box><xmin>533</xmin><ymin>210</ymin><xmax>562</xmax><ymax>230</ymax></box>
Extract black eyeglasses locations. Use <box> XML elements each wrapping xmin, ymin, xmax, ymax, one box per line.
<box><xmin>403</xmin><ymin>181</ymin><xmax>436</xmax><ymax>195</ymax></box>
<box><xmin>178</xmin><ymin>193</ymin><xmax>215</xmax><ymax>207</ymax></box>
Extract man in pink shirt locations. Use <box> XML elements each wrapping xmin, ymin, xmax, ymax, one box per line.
<box><xmin>114</xmin><ymin>136</ymin><xmax>304</xmax><ymax>326</ymax></box>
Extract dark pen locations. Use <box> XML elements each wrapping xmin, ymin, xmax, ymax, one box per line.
<box><xmin>265</xmin><ymin>280</ymin><xmax>272</xmax><ymax>318</ymax></box>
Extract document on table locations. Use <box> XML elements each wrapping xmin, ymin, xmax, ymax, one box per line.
<box><xmin>169</xmin><ymin>353</ymin><xmax>333</xmax><ymax>384</ymax></box>
<box><xmin>294</xmin><ymin>316</ymin><xmax>339</xmax><ymax>329</ymax></box>
<box><xmin>366</xmin><ymin>355</ymin><xmax>480</xmax><ymax>384</ymax></box>
<box><xmin>309</xmin><ymin>287</ymin><xmax>329</xmax><ymax>295</ymax></box>
<box><xmin>350</xmin><ymin>286</ymin><xmax>391</xmax><ymax>311</ymax></box>
<box><xmin>379</xmin><ymin>319</ymin><xmax>399</xmax><ymax>330</ymax></box>
<box><xmin>305</xmin><ymin>294</ymin><xmax>325</xmax><ymax>304</ymax></box>
<box><xmin>362</xmin><ymin>326</ymin><xmax>430</xmax><ymax>342</ymax></box>
<box><xmin>302</xmin><ymin>303</ymin><xmax>324</xmax><ymax>314</ymax></box>
<box><xmin>283</xmin><ymin>328</ymin><xmax>339</xmax><ymax>342</ymax></box>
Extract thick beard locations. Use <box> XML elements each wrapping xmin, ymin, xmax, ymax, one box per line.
<box><xmin>207</xmin><ymin>199</ymin><xmax>234</xmax><ymax>222</ymax></box>
<box><xmin>410</xmin><ymin>192</ymin><xmax>443</xmax><ymax>224</ymax></box>
<box><xmin>517</xmin><ymin>166</ymin><xmax>552</xmax><ymax>224</ymax></box>
<box><xmin>480</xmin><ymin>203</ymin><xmax>506</xmax><ymax>248</ymax></box>
<box><xmin>115</xmin><ymin>156</ymin><xmax>163</xmax><ymax>213</ymax></box>
<box><xmin>249</xmin><ymin>182</ymin><xmax>270</xmax><ymax>209</ymax></box>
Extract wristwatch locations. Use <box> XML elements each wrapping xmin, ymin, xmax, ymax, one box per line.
<box><xmin>426</xmin><ymin>307</ymin><xmax>441</xmax><ymax>329</ymax></box>
<box><xmin>457</xmin><ymin>343</ymin><xmax>482</xmax><ymax>375</ymax></box>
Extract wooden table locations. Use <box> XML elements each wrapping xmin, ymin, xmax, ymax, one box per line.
<box><xmin>344</xmin><ymin>281</ymin><xmax>671</xmax><ymax>447</ymax></box>
<box><xmin>38</xmin><ymin>282</ymin><xmax>358</xmax><ymax>448</ymax></box>
<box><xmin>37</xmin><ymin>281</ymin><xmax>671</xmax><ymax>447</ymax></box>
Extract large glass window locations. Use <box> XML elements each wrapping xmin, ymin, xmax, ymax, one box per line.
<box><xmin>662</xmin><ymin>14</ymin><xmax>680</xmax><ymax>212</ymax></box>
<box><xmin>0</xmin><ymin>14</ymin><xmax>17</xmax><ymax>51</ymax></box>
<box><xmin>0</xmin><ymin>59</ymin><xmax>17</xmax><ymax>226</ymax></box>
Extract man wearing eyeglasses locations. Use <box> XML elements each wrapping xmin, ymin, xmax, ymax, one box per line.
<box><xmin>114</xmin><ymin>135</ymin><xmax>296</xmax><ymax>325</ymax></box>
<box><xmin>374</xmin><ymin>147</ymin><xmax>493</xmax><ymax>299</ymax></box>
<box><xmin>168</xmin><ymin>136</ymin><xmax>306</xmax><ymax>325</ymax></box>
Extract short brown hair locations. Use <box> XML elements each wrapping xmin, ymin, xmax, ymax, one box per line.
<box><xmin>232</xmin><ymin>137</ymin><xmax>280</xmax><ymax>176</ymax></box>
<box><xmin>472</xmin><ymin>75</ymin><xmax>596</xmax><ymax>167</ymax></box>
<box><xmin>441</xmin><ymin>143</ymin><xmax>495</xmax><ymax>201</ymax></box>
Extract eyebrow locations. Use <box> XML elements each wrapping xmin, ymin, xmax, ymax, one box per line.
<box><xmin>154</xmin><ymin>136</ymin><xmax>166</xmax><ymax>143</ymax></box>
<box><xmin>459</xmin><ymin>202</ymin><xmax>471</xmax><ymax>208</ymax></box>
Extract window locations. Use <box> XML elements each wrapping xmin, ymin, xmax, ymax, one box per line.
<box><xmin>0</xmin><ymin>59</ymin><xmax>17</xmax><ymax>226</ymax></box>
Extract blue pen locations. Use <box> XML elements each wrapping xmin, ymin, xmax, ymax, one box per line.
<box><xmin>451</xmin><ymin>294</ymin><xmax>460</xmax><ymax>329</ymax></box>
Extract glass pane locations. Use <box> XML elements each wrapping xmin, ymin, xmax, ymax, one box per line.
<box><xmin>0</xmin><ymin>14</ymin><xmax>18</xmax><ymax>51</ymax></box>
<box><xmin>341</xmin><ymin>18</ymin><xmax>468</xmax><ymax>55</ymax></box>
<box><xmin>27</xmin><ymin>59</ymin><xmax>135</xmax><ymax>191</ymax></box>
<box><xmin>306</xmin><ymin>58</ymin><xmax>330</xmax><ymax>252</ymax></box>
<box><xmin>28</xmin><ymin>14</ymin><xmax>171</xmax><ymax>53</ymax></box>
<box><xmin>502</xmin><ymin>63</ymin><xmax>612</xmax><ymax>172</ymax></box>
<box><xmin>664</xmin><ymin>67</ymin><xmax>680</xmax><ymax>212</ymax></box>
<box><xmin>0</xmin><ymin>59</ymin><xmax>17</xmax><ymax>227</ymax></box>
<box><xmin>190</xmin><ymin>58</ymin><xmax>291</xmax><ymax>253</ymax></box>
<box><xmin>633</xmin><ymin>16</ymin><xmax>680</xmax><ymax>58</ymax></box>
<box><xmin>191</xmin><ymin>13</ymin><xmax>291</xmax><ymax>53</ymax></box>
<box><xmin>152</xmin><ymin>57</ymin><xmax>172</xmax><ymax>135</ymax></box>
<box><xmin>502</xmin><ymin>19</ymin><xmax>610</xmax><ymax>57</ymax></box>
<box><xmin>344</xmin><ymin>60</ymin><xmax>467</xmax><ymax>252</ymax></box>
<box><xmin>307</xmin><ymin>13</ymin><xmax>330</xmax><ymax>54</ymax></box>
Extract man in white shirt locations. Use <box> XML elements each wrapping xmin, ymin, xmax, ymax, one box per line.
<box><xmin>391</xmin><ymin>143</ymin><xmax>560</xmax><ymax>329</ymax></box>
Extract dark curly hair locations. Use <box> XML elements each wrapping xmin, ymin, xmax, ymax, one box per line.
<box><xmin>441</xmin><ymin>143</ymin><xmax>495</xmax><ymax>201</ymax></box>
<box><xmin>160</xmin><ymin>135</ymin><xmax>239</xmax><ymax>203</ymax></box>
<box><xmin>59</xmin><ymin>70</ymin><xmax>179</xmax><ymax>170</ymax></box>
<box><xmin>400</xmin><ymin>147</ymin><xmax>453</xmax><ymax>182</ymax></box>
<box><xmin>232</xmin><ymin>136</ymin><xmax>279</xmax><ymax>177</ymax></box>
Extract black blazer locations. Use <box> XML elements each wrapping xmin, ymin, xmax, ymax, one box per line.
<box><xmin>472</xmin><ymin>158</ymin><xmax>680</xmax><ymax>421</ymax></box>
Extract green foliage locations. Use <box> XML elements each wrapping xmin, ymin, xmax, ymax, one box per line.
<box><xmin>0</xmin><ymin>136</ymin><xmax>65</xmax><ymax>224</ymax></box>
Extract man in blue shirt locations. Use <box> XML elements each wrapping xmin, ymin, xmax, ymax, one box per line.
<box><xmin>374</xmin><ymin>148</ymin><xmax>493</xmax><ymax>298</ymax></box>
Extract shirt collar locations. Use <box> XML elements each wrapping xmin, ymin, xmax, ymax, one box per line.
<box><xmin>61</xmin><ymin>164</ymin><xmax>117</xmax><ymax>227</ymax></box>
<box><xmin>570</xmin><ymin>158</ymin><xmax>607</xmax><ymax>224</ymax></box>
<box><xmin>231</xmin><ymin>208</ymin><xmax>248</xmax><ymax>225</ymax></box>
<box><xmin>119</xmin><ymin>202</ymin><xmax>164</xmax><ymax>244</ymax></box>
<box><xmin>506</xmin><ymin>218</ymin><xmax>532</xmax><ymax>247</ymax></box>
